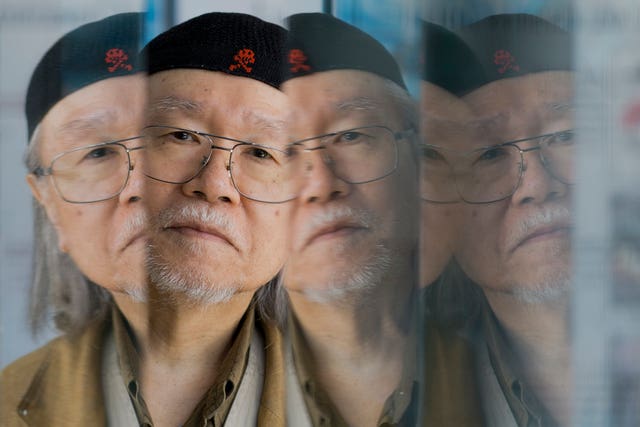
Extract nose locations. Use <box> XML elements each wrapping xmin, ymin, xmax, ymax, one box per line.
<box><xmin>180</xmin><ymin>148</ymin><xmax>240</xmax><ymax>204</ymax></box>
<box><xmin>118</xmin><ymin>145</ymin><xmax>145</xmax><ymax>204</ymax></box>
<box><xmin>299</xmin><ymin>148</ymin><xmax>351</xmax><ymax>204</ymax></box>
<box><xmin>511</xmin><ymin>147</ymin><xmax>569</xmax><ymax>206</ymax></box>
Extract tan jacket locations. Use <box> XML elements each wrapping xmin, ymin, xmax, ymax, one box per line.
<box><xmin>0</xmin><ymin>311</ymin><xmax>285</xmax><ymax>427</ymax></box>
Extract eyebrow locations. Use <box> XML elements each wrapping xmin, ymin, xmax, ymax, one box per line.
<box><xmin>544</xmin><ymin>101</ymin><xmax>574</xmax><ymax>114</ymax></box>
<box><xmin>467</xmin><ymin>112</ymin><xmax>509</xmax><ymax>132</ymax></box>
<box><xmin>335</xmin><ymin>96</ymin><xmax>382</xmax><ymax>113</ymax></box>
<box><xmin>241</xmin><ymin>109</ymin><xmax>287</xmax><ymax>133</ymax></box>
<box><xmin>57</xmin><ymin>110</ymin><xmax>118</xmax><ymax>135</ymax></box>
<box><xmin>148</xmin><ymin>96</ymin><xmax>203</xmax><ymax>116</ymax></box>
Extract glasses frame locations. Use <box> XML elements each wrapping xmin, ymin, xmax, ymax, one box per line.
<box><xmin>292</xmin><ymin>125</ymin><xmax>414</xmax><ymax>185</ymax></box>
<box><xmin>461</xmin><ymin>129</ymin><xmax>575</xmax><ymax>204</ymax></box>
<box><xmin>420</xmin><ymin>129</ymin><xmax>575</xmax><ymax>205</ymax></box>
<box><xmin>32</xmin><ymin>136</ymin><xmax>145</xmax><ymax>204</ymax></box>
<box><xmin>142</xmin><ymin>125</ymin><xmax>299</xmax><ymax>204</ymax></box>
<box><xmin>420</xmin><ymin>143</ymin><xmax>461</xmax><ymax>204</ymax></box>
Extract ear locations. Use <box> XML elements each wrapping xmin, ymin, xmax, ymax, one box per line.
<box><xmin>26</xmin><ymin>173</ymin><xmax>45</xmax><ymax>204</ymax></box>
<box><xmin>26</xmin><ymin>174</ymin><xmax>69</xmax><ymax>253</ymax></box>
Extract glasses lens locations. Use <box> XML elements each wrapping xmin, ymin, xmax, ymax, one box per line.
<box><xmin>540</xmin><ymin>130</ymin><xmax>575</xmax><ymax>184</ymax></box>
<box><xmin>142</xmin><ymin>126</ymin><xmax>212</xmax><ymax>183</ymax></box>
<box><xmin>230</xmin><ymin>143</ymin><xmax>302</xmax><ymax>203</ymax></box>
<box><xmin>456</xmin><ymin>144</ymin><xmax>521</xmax><ymax>203</ymax></box>
<box><xmin>420</xmin><ymin>144</ymin><xmax>459</xmax><ymax>202</ymax></box>
<box><xmin>51</xmin><ymin>143</ymin><xmax>129</xmax><ymax>203</ymax></box>
<box><xmin>325</xmin><ymin>126</ymin><xmax>397</xmax><ymax>183</ymax></box>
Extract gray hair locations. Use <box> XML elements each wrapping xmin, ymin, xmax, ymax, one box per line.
<box><xmin>254</xmin><ymin>273</ymin><xmax>288</xmax><ymax>328</ymax></box>
<box><xmin>380</xmin><ymin>78</ymin><xmax>420</xmax><ymax>165</ymax></box>
<box><xmin>25</xmin><ymin>126</ymin><xmax>111</xmax><ymax>336</ymax></box>
<box><xmin>382</xmin><ymin>78</ymin><xmax>419</xmax><ymax>131</ymax></box>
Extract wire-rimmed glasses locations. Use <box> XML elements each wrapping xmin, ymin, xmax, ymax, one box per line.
<box><xmin>421</xmin><ymin>129</ymin><xmax>575</xmax><ymax>204</ymax></box>
<box><xmin>293</xmin><ymin>125</ymin><xmax>413</xmax><ymax>184</ymax></box>
<box><xmin>141</xmin><ymin>125</ymin><xmax>302</xmax><ymax>203</ymax></box>
<box><xmin>32</xmin><ymin>136</ymin><xmax>145</xmax><ymax>203</ymax></box>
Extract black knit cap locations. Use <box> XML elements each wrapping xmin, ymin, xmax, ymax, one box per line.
<box><xmin>421</xmin><ymin>21</ymin><xmax>486</xmax><ymax>96</ymax></box>
<box><xmin>453</xmin><ymin>14</ymin><xmax>572</xmax><ymax>95</ymax></box>
<box><xmin>143</xmin><ymin>13</ymin><xmax>286</xmax><ymax>89</ymax></box>
<box><xmin>284</xmin><ymin>13</ymin><xmax>406</xmax><ymax>90</ymax></box>
<box><xmin>26</xmin><ymin>12</ymin><xmax>144</xmax><ymax>140</ymax></box>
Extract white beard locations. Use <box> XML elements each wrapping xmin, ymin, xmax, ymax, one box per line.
<box><xmin>146</xmin><ymin>243</ymin><xmax>240</xmax><ymax>306</ymax></box>
<box><xmin>299</xmin><ymin>243</ymin><xmax>393</xmax><ymax>304</ymax></box>
<box><xmin>507</xmin><ymin>272</ymin><xmax>571</xmax><ymax>305</ymax></box>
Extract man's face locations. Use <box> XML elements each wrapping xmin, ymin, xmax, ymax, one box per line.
<box><xmin>28</xmin><ymin>74</ymin><xmax>148</xmax><ymax>299</ymax></box>
<box><xmin>144</xmin><ymin>69</ymin><xmax>293</xmax><ymax>303</ymax></box>
<box><xmin>455</xmin><ymin>71</ymin><xmax>574</xmax><ymax>303</ymax></box>
<box><xmin>283</xmin><ymin>70</ymin><xmax>418</xmax><ymax>299</ymax></box>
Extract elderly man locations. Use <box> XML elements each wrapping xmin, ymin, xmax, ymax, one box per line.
<box><xmin>281</xmin><ymin>13</ymin><xmax>420</xmax><ymax>427</ymax></box>
<box><xmin>0</xmin><ymin>13</ymin><xmax>148</xmax><ymax>426</ymax></box>
<box><xmin>134</xmin><ymin>12</ymin><xmax>296</xmax><ymax>426</ymax></box>
<box><xmin>435</xmin><ymin>14</ymin><xmax>575</xmax><ymax>427</ymax></box>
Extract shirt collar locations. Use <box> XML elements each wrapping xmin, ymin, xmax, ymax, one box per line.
<box><xmin>478</xmin><ymin>296</ymin><xmax>558</xmax><ymax>427</ymax></box>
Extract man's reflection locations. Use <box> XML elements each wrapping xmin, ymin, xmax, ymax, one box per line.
<box><xmin>447</xmin><ymin>14</ymin><xmax>574</xmax><ymax>427</ymax></box>
<box><xmin>282</xmin><ymin>13</ymin><xmax>420</xmax><ymax>427</ymax></box>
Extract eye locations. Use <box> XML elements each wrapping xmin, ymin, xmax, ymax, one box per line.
<box><xmin>167</xmin><ymin>130</ymin><xmax>200</xmax><ymax>144</ymax></box>
<box><xmin>474</xmin><ymin>146</ymin><xmax>510</xmax><ymax>164</ymax></box>
<box><xmin>422</xmin><ymin>145</ymin><xmax>445</xmax><ymax>161</ymax></box>
<box><xmin>247</xmin><ymin>147</ymin><xmax>273</xmax><ymax>159</ymax></box>
<box><xmin>82</xmin><ymin>145</ymin><xmax>119</xmax><ymax>161</ymax></box>
<box><xmin>85</xmin><ymin>147</ymin><xmax>109</xmax><ymax>159</ymax></box>
<box><xmin>548</xmin><ymin>130</ymin><xmax>574</xmax><ymax>145</ymax></box>
<box><xmin>284</xmin><ymin>144</ymin><xmax>300</xmax><ymax>158</ymax></box>
<box><xmin>335</xmin><ymin>130</ymin><xmax>368</xmax><ymax>144</ymax></box>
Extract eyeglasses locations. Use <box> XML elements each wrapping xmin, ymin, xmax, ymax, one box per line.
<box><xmin>421</xmin><ymin>129</ymin><xmax>575</xmax><ymax>204</ymax></box>
<box><xmin>293</xmin><ymin>126</ymin><xmax>412</xmax><ymax>184</ymax></box>
<box><xmin>420</xmin><ymin>143</ymin><xmax>460</xmax><ymax>203</ymax></box>
<box><xmin>141</xmin><ymin>125</ymin><xmax>302</xmax><ymax>203</ymax></box>
<box><xmin>33</xmin><ymin>137</ymin><xmax>144</xmax><ymax>204</ymax></box>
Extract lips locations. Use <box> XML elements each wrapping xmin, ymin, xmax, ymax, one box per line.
<box><xmin>511</xmin><ymin>224</ymin><xmax>571</xmax><ymax>252</ymax></box>
<box><xmin>304</xmin><ymin>221</ymin><xmax>368</xmax><ymax>248</ymax></box>
<box><xmin>165</xmin><ymin>221</ymin><xmax>236</xmax><ymax>249</ymax></box>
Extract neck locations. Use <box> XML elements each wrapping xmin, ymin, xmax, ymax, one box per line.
<box><xmin>485</xmin><ymin>291</ymin><xmax>572</xmax><ymax>427</ymax></box>
<box><xmin>289</xmin><ymin>275</ymin><xmax>415</xmax><ymax>427</ymax></box>
<box><xmin>113</xmin><ymin>289</ymin><xmax>255</xmax><ymax>427</ymax></box>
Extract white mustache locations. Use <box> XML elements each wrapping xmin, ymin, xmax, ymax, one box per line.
<box><xmin>312</xmin><ymin>206</ymin><xmax>374</xmax><ymax>227</ymax></box>
<box><xmin>115</xmin><ymin>211</ymin><xmax>149</xmax><ymax>250</ymax></box>
<box><xmin>156</xmin><ymin>203</ymin><xmax>241</xmax><ymax>246</ymax></box>
<box><xmin>301</xmin><ymin>206</ymin><xmax>376</xmax><ymax>242</ymax></box>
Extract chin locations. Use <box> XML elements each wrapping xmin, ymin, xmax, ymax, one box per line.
<box><xmin>290</xmin><ymin>244</ymin><xmax>392</xmax><ymax>304</ymax></box>
<box><xmin>146</xmin><ymin>246</ymin><xmax>242</xmax><ymax>306</ymax></box>
<box><xmin>505</xmin><ymin>272</ymin><xmax>571</xmax><ymax>305</ymax></box>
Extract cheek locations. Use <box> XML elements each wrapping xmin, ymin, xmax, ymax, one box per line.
<box><xmin>455</xmin><ymin>207</ymin><xmax>506</xmax><ymax>276</ymax></box>
<box><xmin>422</xmin><ymin>207</ymin><xmax>456</xmax><ymax>240</ymax></box>
<box><xmin>250</xmin><ymin>206</ymin><xmax>292</xmax><ymax>251</ymax></box>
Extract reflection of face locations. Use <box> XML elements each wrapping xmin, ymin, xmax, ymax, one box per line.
<box><xmin>455</xmin><ymin>71</ymin><xmax>574</xmax><ymax>303</ymax></box>
<box><xmin>419</xmin><ymin>82</ymin><xmax>472</xmax><ymax>285</ymax></box>
<box><xmin>28</xmin><ymin>74</ymin><xmax>148</xmax><ymax>299</ymax></box>
<box><xmin>144</xmin><ymin>70</ymin><xmax>293</xmax><ymax>303</ymax></box>
<box><xmin>283</xmin><ymin>70</ymin><xmax>418</xmax><ymax>300</ymax></box>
